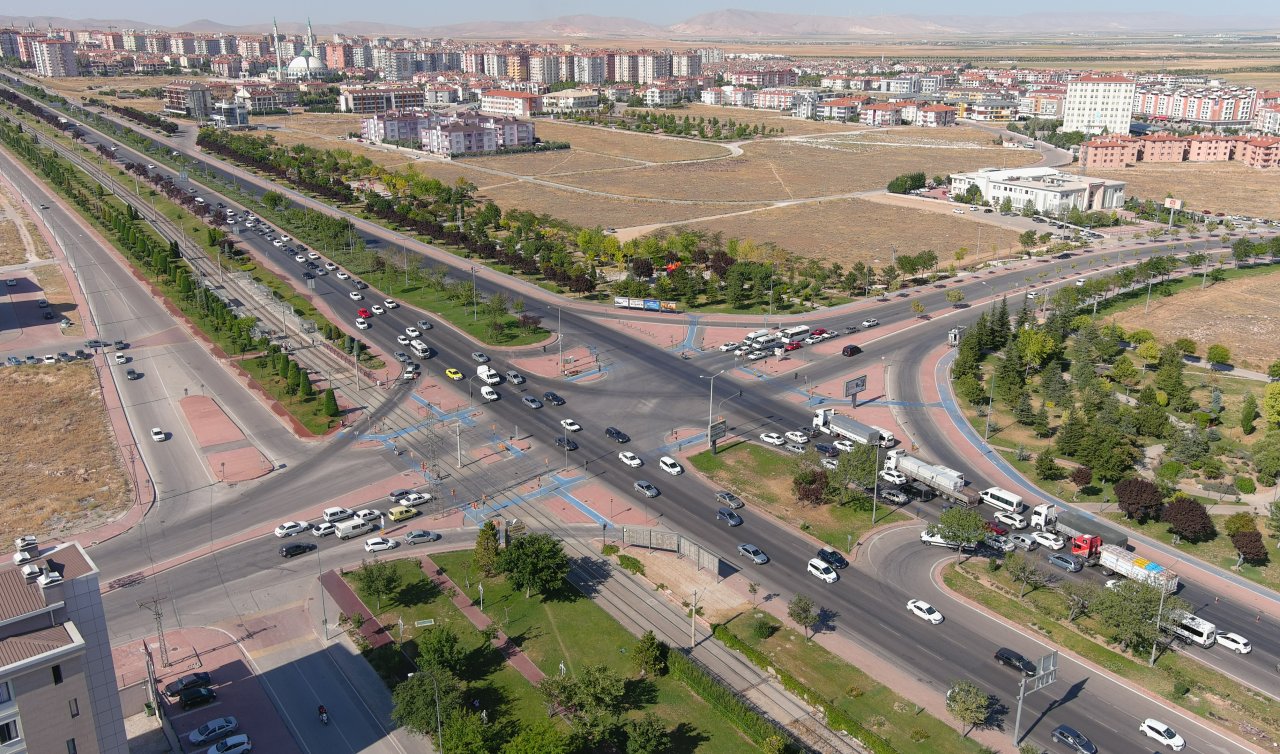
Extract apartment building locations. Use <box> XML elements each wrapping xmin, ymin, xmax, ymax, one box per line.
<box><xmin>1138</xmin><ymin>134</ymin><xmax>1189</xmax><ymax>162</ymax></box>
<box><xmin>210</xmin><ymin>101</ymin><xmax>250</xmax><ymax>129</ymax></box>
<box><xmin>540</xmin><ymin>88</ymin><xmax>599</xmax><ymax>113</ymax></box>
<box><xmin>574</xmin><ymin>54</ymin><xmax>607</xmax><ymax>85</ymax></box>
<box><xmin>950</xmin><ymin>166</ymin><xmax>1126</xmax><ymax>213</ymax></box>
<box><xmin>363</xmin><ymin>111</ymin><xmax>536</xmax><ymax>155</ymax></box>
<box><xmin>1133</xmin><ymin>85</ymin><xmax>1256</xmax><ymax>128</ymax></box>
<box><xmin>479</xmin><ymin>89</ymin><xmax>539</xmax><ymax>117</ymax></box>
<box><xmin>640</xmin><ymin>85</ymin><xmax>682</xmax><ymax>107</ymax></box>
<box><xmin>862</xmin><ymin>102</ymin><xmax>904</xmax><ymax>127</ymax></box>
<box><xmin>1079</xmin><ymin>138</ymin><xmax>1141</xmax><ymax>169</ymax></box>
<box><xmin>754</xmin><ymin>88</ymin><xmax>806</xmax><ymax>110</ymax></box>
<box><xmin>0</xmin><ymin>538</ymin><xmax>128</xmax><ymax>754</ymax></box>
<box><xmin>729</xmin><ymin>69</ymin><xmax>798</xmax><ymax>88</ymax></box>
<box><xmin>1063</xmin><ymin>74</ymin><xmax>1136</xmax><ymax>135</ymax></box>
<box><xmin>670</xmin><ymin>52</ymin><xmax>701</xmax><ymax>78</ymax></box>
<box><xmin>1254</xmin><ymin>104</ymin><xmax>1280</xmax><ymax>136</ymax></box>
<box><xmin>338</xmin><ymin>84</ymin><xmax>426</xmax><ymax>114</ymax></box>
<box><xmin>1185</xmin><ymin>134</ymin><xmax>1240</xmax><ymax>162</ymax></box>
<box><xmin>1238</xmin><ymin>137</ymin><xmax>1280</xmax><ymax>169</ymax></box>
<box><xmin>916</xmin><ymin>104</ymin><xmax>958</xmax><ymax>128</ymax></box>
<box><xmin>31</xmin><ymin>39</ymin><xmax>78</xmax><ymax>77</ymax></box>
<box><xmin>815</xmin><ymin>96</ymin><xmax>869</xmax><ymax>121</ymax></box>
<box><xmin>162</xmin><ymin>80</ymin><xmax>214</xmax><ymax>119</ymax></box>
<box><xmin>636</xmin><ymin>52</ymin><xmax>672</xmax><ymax>84</ymax></box>
<box><xmin>1019</xmin><ymin>91</ymin><xmax>1064</xmax><ymax>118</ymax></box>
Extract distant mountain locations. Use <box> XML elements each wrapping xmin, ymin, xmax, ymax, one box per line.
<box><xmin>5</xmin><ymin>9</ymin><xmax>1279</xmax><ymax>38</ymax></box>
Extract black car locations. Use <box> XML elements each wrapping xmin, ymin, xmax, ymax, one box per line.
<box><xmin>113</xmin><ymin>340</ymin><xmax>128</xmax><ymax>350</ymax></box>
<box><xmin>179</xmin><ymin>687</ymin><xmax>217</xmax><ymax>710</ymax></box>
<box><xmin>994</xmin><ymin>647</ymin><xmax>1036</xmax><ymax>676</ymax></box>
<box><xmin>1050</xmin><ymin>724</ymin><xmax>1097</xmax><ymax>754</ymax></box>
<box><xmin>163</xmin><ymin>672</ymin><xmax>212</xmax><ymax>697</ymax></box>
<box><xmin>555</xmin><ymin>436</ymin><xmax>579</xmax><ymax>451</ymax></box>
<box><xmin>125</xmin><ymin>368</ymin><xmax>140</xmax><ymax>380</ymax></box>
<box><xmin>605</xmin><ymin>426</ymin><xmax>630</xmax><ymax>443</ymax></box>
<box><xmin>543</xmin><ymin>391</ymin><xmax>566</xmax><ymax>406</ymax></box>
<box><xmin>841</xmin><ymin>344</ymin><xmax>862</xmax><ymax>357</ymax></box>
<box><xmin>83</xmin><ymin>339</ymin><xmax>108</xmax><ymax>349</ymax></box>
<box><xmin>813</xmin><ymin>443</ymin><xmax>839</xmax><ymax>457</ymax></box>
<box><xmin>816</xmin><ymin>547</ymin><xmax>848</xmax><ymax>569</ymax></box>
<box><xmin>280</xmin><ymin>542</ymin><xmax>316</xmax><ymax>558</ymax></box>
<box><xmin>716</xmin><ymin>508</ymin><xmax>743</xmax><ymax>526</ymax></box>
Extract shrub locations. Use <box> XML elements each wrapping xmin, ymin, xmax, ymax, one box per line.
<box><xmin>1070</xmin><ymin>465</ymin><xmax>1093</xmax><ymax>487</ymax></box>
<box><xmin>1224</xmin><ymin>512</ymin><xmax>1256</xmax><ymax>537</ymax></box>
<box><xmin>1234</xmin><ymin>475</ymin><xmax>1257</xmax><ymax>495</ymax></box>
<box><xmin>1201</xmin><ymin>457</ymin><xmax>1226</xmax><ymax>480</ymax></box>
<box><xmin>617</xmin><ymin>554</ymin><xmax>645</xmax><ymax>575</ymax></box>
<box><xmin>601</xmin><ymin>543</ymin><xmax>619</xmax><ymax>557</ymax></box>
<box><xmin>749</xmin><ymin>618</ymin><xmax>776</xmax><ymax>641</ymax></box>
<box><xmin>1162</xmin><ymin>495</ymin><xmax>1217</xmax><ymax>542</ymax></box>
<box><xmin>1155</xmin><ymin>461</ymin><xmax>1184</xmax><ymax>482</ymax></box>
<box><xmin>1231</xmin><ymin>530</ymin><xmax>1269</xmax><ymax>565</ymax></box>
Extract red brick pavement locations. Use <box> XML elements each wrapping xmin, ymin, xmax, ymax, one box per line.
<box><xmin>318</xmin><ymin>570</ymin><xmax>392</xmax><ymax>649</ymax></box>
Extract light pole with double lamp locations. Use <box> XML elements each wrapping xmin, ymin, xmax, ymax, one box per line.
<box><xmin>700</xmin><ymin>369</ymin><xmax>725</xmax><ymax>454</ymax></box>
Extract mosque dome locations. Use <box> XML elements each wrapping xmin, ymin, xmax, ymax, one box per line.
<box><xmin>287</xmin><ymin>49</ymin><xmax>326</xmax><ymax>77</ymax></box>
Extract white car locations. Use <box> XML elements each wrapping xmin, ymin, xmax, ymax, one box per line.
<box><xmin>746</xmin><ymin>350</ymin><xmax>767</xmax><ymax>361</ymax></box>
<box><xmin>396</xmin><ymin>335</ymin><xmax>411</xmax><ymax>346</ymax></box>
<box><xmin>560</xmin><ymin>419</ymin><xmax>582</xmax><ymax>432</ymax></box>
<box><xmin>311</xmin><ymin>522</ymin><xmax>336</xmax><ymax>537</ymax></box>
<box><xmin>994</xmin><ymin>511</ymin><xmax>1028</xmax><ymax>529</ymax></box>
<box><xmin>807</xmin><ymin>557</ymin><xmax>838</xmax><ymax>583</ymax></box>
<box><xmin>349</xmin><ymin>291</ymin><xmax>363</xmax><ymax>301</ymax></box>
<box><xmin>1139</xmin><ymin>718</ymin><xmax>1185</xmax><ymax>751</ymax></box>
<box><xmin>784</xmin><ymin>431</ymin><xmax>810</xmax><ymax>444</ymax></box>
<box><xmin>820</xmin><ymin>457</ymin><xmax>839</xmax><ymax>470</ymax></box>
<box><xmin>734</xmin><ymin>346</ymin><xmax>751</xmax><ymax>356</ymax></box>
<box><xmin>480</xmin><ymin>386</ymin><xmax>498</xmax><ymax>401</ymax></box>
<box><xmin>294</xmin><ymin>254</ymin><xmax>306</xmax><ymax>263</ymax></box>
<box><xmin>803</xmin><ymin>335</ymin><xmax>823</xmax><ymax>345</ymax></box>
<box><xmin>273</xmin><ymin>521</ymin><xmax>310</xmax><ymax>538</ymax></box>
<box><xmin>354</xmin><ymin>508</ymin><xmax>381</xmax><ymax>522</ymax></box>
<box><xmin>207</xmin><ymin>734</ymin><xmax>252</xmax><ymax>754</ymax></box>
<box><xmin>364</xmin><ymin>537</ymin><xmax>398</xmax><ymax>553</ymax></box>
<box><xmin>355</xmin><ymin>317</ymin><xmax>369</xmax><ymax>330</ymax></box>
<box><xmin>659</xmin><ymin>456</ymin><xmax>683</xmax><ymax>475</ymax></box>
<box><xmin>833</xmin><ymin>439</ymin><xmax>856</xmax><ymax>452</ymax></box>
<box><xmin>336</xmin><ymin>271</ymin><xmax>350</xmax><ymax>280</ymax></box>
<box><xmin>907</xmin><ymin>599</ymin><xmax>943</xmax><ymax>624</ymax></box>
<box><xmin>880</xmin><ymin>469</ymin><xmax>907</xmax><ymax>485</ymax></box>
<box><xmin>272</xmin><ymin>239</ymin><xmax>283</xmax><ymax>247</ymax></box>
<box><xmin>405</xmin><ymin>327</ymin><xmax>421</xmax><ymax>338</ymax></box>
<box><xmin>384</xmin><ymin>299</ymin><xmax>399</xmax><ymax>309</ymax></box>
<box><xmin>618</xmin><ymin>451</ymin><xmax>642</xmax><ymax>468</ymax></box>
<box><xmin>113</xmin><ymin>352</ymin><xmax>128</xmax><ymax>364</ymax></box>
<box><xmin>150</xmin><ymin>427</ymin><xmax>166</xmax><ymax>442</ymax></box>
<box><xmin>861</xmin><ymin>318</ymin><xmax>879</xmax><ymax>328</ymax></box>
<box><xmin>719</xmin><ymin>342</ymin><xmax>738</xmax><ymax>352</ymax></box>
<box><xmin>1214</xmin><ymin>631</ymin><xmax>1251</xmax><ymax>654</ymax></box>
<box><xmin>280</xmin><ymin>235</ymin><xmax>291</xmax><ymax>242</ymax></box>
<box><xmin>1032</xmin><ymin>531</ymin><xmax>1065</xmax><ymax>550</ymax></box>
<box><xmin>759</xmin><ymin>432</ymin><xmax>785</xmax><ymax>446</ymax></box>
<box><xmin>306</xmin><ymin>251</ymin><xmax>320</xmax><ymax>260</ymax></box>
<box><xmin>984</xmin><ymin>534</ymin><xmax>1015</xmax><ymax>553</ymax></box>
<box><xmin>370</xmin><ymin>305</ymin><xmax>385</xmax><ymax>315</ymax></box>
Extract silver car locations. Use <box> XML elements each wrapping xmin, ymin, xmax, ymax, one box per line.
<box><xmin>1010</xmin><ymin>533</ymin><xmax>1039</xmax><ymax>551</ymax></box>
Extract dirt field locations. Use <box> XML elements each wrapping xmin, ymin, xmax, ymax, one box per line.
<box><xmin>1065</xmin><ymin>162</ymin><xmax>1280</xmax><ymax>220</ymax></box>
<box><xmin>679</xmin><ymin>197</ymin><xmax>1020</xmax><ymax>268</ymax></box>
<box><xmin>527</xmin><ymin>120</ymin><xmax>730</xmax><ymax>162</ymax></box>
<box><xmin>553</xmin><ymin>139</ymin><xmax>1037</xmax><ymax>202</ymax></box>
<box><xmin>464</xmin><ymin>149</ymin><xmax>640</xmax><ymax>176</ymax></box>
<box><xmin>678</xmin><ymin>102</ymin><xmax>864</xmax><ymax>136</ymax></box>
<box><xmin>1106</xmin><ymin>271</ymin><xmax>1280</xmax><ymax>371</ymax></box>
<box><xmin>0</xmin><ymin>217</ymin><xmax>24</xmax><ymax>266</ymax></box>
<box><xmin>821</xmin><ymin>125</ymin><xmax>1004</xmax><ymax>147</ymax></box>
<box><xmin>477</xmin><ymin>179</ymin><xmax>766</xmax><ymax>229</ymax></box>
<box><xmin>255</xmin><ymin>113</ymin><xmax>365</xmax><ymax>139</ymax></box>
<box><xmin>0</xmin><ymin>364</ymin><xmax>132</xmax><ymax>544</ymax></box>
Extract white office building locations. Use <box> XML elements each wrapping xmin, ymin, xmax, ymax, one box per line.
<box><xmin>1063</xmin><ymin>74</ymin><xmax>1136</xmax><ymax>135</ymax></box>
<box><xmin>949</xmin><ymin>167</ymin><xmax>1126</xmax><ymax>215</ymax></box>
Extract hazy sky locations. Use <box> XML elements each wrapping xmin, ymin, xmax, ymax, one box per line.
<box><xmin>27</xmin><ymin>0</ymin><xmax>1270</xmax><ymax>28</ymax></box>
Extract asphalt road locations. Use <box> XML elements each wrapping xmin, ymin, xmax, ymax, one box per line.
<box><xmin>8</xmin><ymin>85</ymin><xmax>1272</xmax><ymax>752</ymax></box>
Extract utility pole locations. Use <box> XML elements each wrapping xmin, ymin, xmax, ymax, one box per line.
<box><xmin>557</xmin><ymin>307</ymin><xmax>563</xmax><ymax>375</ymax></box>
<box><xmin>455</xmin><ymin>422</ymin><xmax>462</xmax><ymax>469</ymax></box>
<box><xmin>689</xmin><ymin>590</ymin><xmax>701</xmax><ymax>649</ymax></box>
<box><xmin>138</xmin><ymin>597</ymin><xmax>170</xmax><ymax>668</ymax></box>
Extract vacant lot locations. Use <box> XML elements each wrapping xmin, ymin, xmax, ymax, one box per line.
<box><xmin>825</xmin><ymin>125</ymin><xmax>1004</xmax><ymax>147</ymax></box>
<box><xmin>555</xmin><ymin>139</ymin><xmax>1034</xmax><ymax>202</ymax></box>
<box><xmin>464</xmin><ymin>149</ymin><xmax>639</xmax><ymax>176</ymax></box>
<box><xmin>528</xmin><ymin>120</ymin><xmax>730</xmax><ymax>162</ymax></box>
<box><xmin>0</xmin><ymin>216</ymin><xmax>25</xmax><ymax>266</ymax></box>
<box><xmin>34</xmin><ymin>265</ymin><xmax>83</xmax><ymax>338</ymax></box>
<box><xmin>254</xmin><ymin>112</ymin><xmax>364</xmax><ymax>139</ymax></box>
<box><xmin>0</xmin><ymin>364</ymin><xmax>132</xmax><ymax>543</ymax></box>
<box><xmin>677</xmin><ymin>102</ymin><xmax>865</xmax><ymax>136</ymax></box>
<box><xmin>1067</xmin><ymin>161</ymin><xmax>1280</xmax><ymax>220</ymax></box>
<box><xmin>477</xmin><ymin>179</ymin><xmax>764</xmax><ymax>229</ymax></box>
<box><xmin>1107</xmin><ymin>270</ymin><xmax>1280</xmax><ymax>370</ymax></box>
<box><xmin>682</xmin><ymin>197</ymin><xmax>1020</xmax><ymax>267</ymax></box>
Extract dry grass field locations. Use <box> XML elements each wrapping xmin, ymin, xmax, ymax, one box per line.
<box><xmin>677</xmin><ymin>102</ymin><xmax>863</xmax><ymax>136</ymax></box>
<box><xmin>477</xmin><ymin>180</ymin><xmax>767</xmax><ymax>229</ymax></box>
<box><xmin>1065</xmin><ymin>162</ymin><xmax>1280</xmax><ymax>220</ymax></box>
<box><xmin>527</xmin><ymin>120</ymin><xmax>730</xmax><ymax>162</ymax></box>
<box><xmin>553</xmin><ymin>138</ymin><xmax>1039</xmax><ymax>202</ymax></box>
<box><xmin>1107</xmin><ymin>272</ymin><xmax>1280</xmax><ymax>371</ymax></box>
<box><xmin>464</xmin><ymin>149</ymin><xmax>640</xmax><ymax>176</ymax></box>
<box><xmin>255</xmin><ymin>112</ymin><xmax>364</xmax><ymax>138</ymax></box>
<box><xmin>827</xmin><ymin>125</ymin><xmax>1003</xmax><ymax>147</ymax></box>
<box><xmin>33</xmin><ymin>265</ymin><xmax>83</xmax><ymax>337</ymax></box>
<box><xmin>678</xmin><ymin>197</ymin><xmax>1020</xmax><ymax>268</ymax></box>
<box><xmin>0</xmin><ymin>217</ymin><xmax>25</xmax><ymax>266</ymax></box>
<box><xmin>0</xmin><ymin>364</ymin><xmax>132</xmax><ymax>544</ymax></box>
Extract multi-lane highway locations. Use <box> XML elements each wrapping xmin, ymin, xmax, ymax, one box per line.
<box><xmin>6</xmin><ymin>79</ymin><xmax>1274</xmax><ymax>752</ymax></box>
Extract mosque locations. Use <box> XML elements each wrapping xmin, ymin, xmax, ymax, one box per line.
<box><xmin>273</xmin><ymin>18</ymin><xmax>327</xmax><ymax>81</ymax></box>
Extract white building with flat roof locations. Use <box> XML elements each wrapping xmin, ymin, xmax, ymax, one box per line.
<box><xmin>948</xmin><ymin>167</ymin><xmax>1126</xmax><ymax>214</ymax></box>
<box><xmin>1063</xmin><ymin>74</ymin><xmax>1136</xmax><ymax>135</ymax></box>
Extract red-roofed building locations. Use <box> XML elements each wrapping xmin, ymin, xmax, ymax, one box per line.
<box><xmin>479</xmin><ymin>89</ymin><xmax>539</xmax><ymax>118</ymax></box>
<box><xmin>1238</xmin><ymin>137</ymin><xmax>1280</xmax><ymax>169</ymax></box>
<box><xmin>862</xmin><ymin>102</ymin><xmax>903</xmax><ymax>127</ymax></box>
<box><xmin>1253</xmin><ymin>104</ymin><xmax>1280</xmax><ymax>136</ymax></box>
<box><xmin>816</xmin><ymin>96</ymin><xmax>870</xmax><ymax>121</ymax></box>
<box><xmin>916</xmin><ymin>104</ymin><xmax>957</xmax><ymax>128</ymax></box>
<box><xmin>1080</xmin><ymin>137</ymin><xmax>1140</xmax><ymax>169</ymax></box>
<box><xmin>1185</xmin><ymin>134</ymin><xmax>1241</xmax><ymax>162</ymax></box>
<box><xmin>1138</xmin><ymin>134</ymin><xmax>1189</xmax><ymax>162</ymax></box>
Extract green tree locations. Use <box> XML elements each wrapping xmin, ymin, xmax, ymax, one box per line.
<box><xmin>625</xmin><ymin>712</ymin><xmax>670</xmax><ymax>754</ymax></box>
<box><xmin>1263</xmin><ymin>382</ymin><xmax>1280</xmax><ymax>429</ymax></box>
<box><xmin>1016</xmin><ymin>327</ymin><xmax>1057</xmax><ymax>369</ymax></box>
<box><xmin>1093</xmin><ymin>581</ymin><xmax>1189</xmax><ymax>654</ymax></box>
<box><xmin>1109</xmin><ymin>355</ymin><xmax>1140</xmax><ymax>387</ymax></box>
<box><xmin>1018</xmin><ymin>229</ymin><xmax>1037</xmax><ymax>248</ymax></box>
<box><xmin>1055</xmin><ymin>408</ymin><xmax>1088</xmax><ymax>456</ymax></box>
<box><xmin>441</xmin><ymin>709</ymin><xmax>490</xmax><ymax>754</ymax></box>
<box><xmin>1035</xmin><ymin>448</ymin><xmax>1065</xmax><ymax>480</ymax></box>
<box><xmin>1224</xmin><ymin>512</ymin><xmax>1256</xmax><ymax>537</ymax></box>
<box><xmin>322</xmin><ymin>387</ymin><xmax>340</xmax><ymax>417</ymax></box>
<box><xmin>1241</xmin><ymin>393</ymin><xmax>1258</xmax><ymax>435</ymax></box>
<box><xmin>1174</xmin><ymin>337</ymin><xmax>1197</xmax><ymax>357</ymax></box>
<box><xmin>1033</xmin><ymin>404</ymin><xmax>1052</xmax><ymax>438</ymax></box>
<box><xmin>1059</xmin><ymin>581</ymin><xmax>1099</xmax><ymax>622</ymax></box>
<box><xmin>945</xmin><ymin>289</ymin><xmax>966</xmax><ymax>307</ymax></box>
<box><xmin>995</xmin><ymin>347</ymin><xmax>1026</xmax><ymax>406</ymax></box>
<box><xmin>351</xmin><ymin>558</ymin><xmax>401</xmax><ymax>613</ymax></box>
<box><xmin>929</xmin><ymin>508</ymin><xmax>986</xmax><ymax>560</ymax></box>
<box><xmin>1269</xmin><ymin>359</ymin><xmax>1280</xmax><ymax>381</ymax></box>
<box><xmin>955</xmin><ymin>374</ymin><xmax>986</xmax><ymax>405</ymax></box>
<box><xmin>911</xmin><ymin>300</ymin><xmax>926</xmax><ymax>317</ymax></box>
<box><xmin>946</xmin><ymin>680</ymin><xmax>993</xmax><ymax>736</ymax></box>
<box><xmin>473</xmin><ymin>520</ymin><xmax>500</xmax><ymax>577</ymax></box>
<box><xmin>632</xmin><ymin>630</ymin><xmax>667</xmax><ymax>677</ymax></box>
<box><xmin>1206</xmin><ymin>344</ymin><xmax>1231</xmax><ymax>366</ymax></box>
<box><xmin>538</xmin><ymin>664</ymin><xmax>627</xmax><ymax>746</ymax></box>
<box><xmin>390</xmin><ymin>664</ymin><xmax>464</xmax><ymax>739</ymax></box>
<box><xmin>501</xmin><ymin>719</ymin><xmax>572</xmax><ymax>754</ymax></box>
<box><xmin>499</xmin><ymin>533</ymin><xmax>570</xmax><ymax>598</ymax></box>
<box><xmin>1000</xmin><ymin>196</ymin><xmax>1014</xmax><ymax>213</ymax></box>
<box><xmin>418</xmin><ymin>626</ymin><xmax>465</xmax><ymax>675</ymax></box>
<box><xmin>1013</xmin><ymin>392</ymin><xmax>1036</xmax><ymax>425</ymax></box>
<box><xmin>788</xmin><ymin>593</ymin><xmax>820</xmax><ymax>637</ymax></box>
<box><xmin>1005</xmin><ymin>552</ymin><xmax>1054</xmax><ymax>598</ymax></box>
<box><xmin>1135</xmin><ymin>340</ymin><xmax>1160</xmax><ymax>362</ymax></box>
<box><xmin>262</xmin><ymin>190</ymin><xmax>285</xmax><ymax>210</ymax></box>
<box><xmin>297</xmin><ymin>370</ymin><xmax>313</xmax><ymax>398</ymax></box>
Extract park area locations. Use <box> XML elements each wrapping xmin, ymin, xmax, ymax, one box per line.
<box><xmin>343</xmin><ymin>552</ymin><xmax>758</xmax><ymax>752</ymax></box>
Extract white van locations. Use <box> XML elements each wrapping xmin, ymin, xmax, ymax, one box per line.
<box><xmin>336</xmin><ymin>519</ymin><xmax>373</xmax><ymax>540</ymax></box>
<box><xmin>980</xmin><ymin>487</ymin><xmax>1025</xmax><ymax>514</ymax></box>
<box><xmin>742</xmin><ymin>329</ymin><xmax>770</xmax><ymax>345</ymax></box>
<box><xmin>410</xmin><ymin>340</ymin><xmax>431</xmax><ymax>358</ymax></box>
<box><xmin>1166</xmin><ymin>612</ymin><xmax>1216</xmax><ymax>648</ymax></box>
<box><xmin>477</xmin><ymin>365</ymin><xmax>501</xmax><ymax>385</ymax></box>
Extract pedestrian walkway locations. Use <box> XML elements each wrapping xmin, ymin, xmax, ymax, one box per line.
<box><xmin>418</xmin><ymin>556</ymin><xmax>545</xmax><ymax>685</ymax></box>
<box><xmin>320</xmin><ymin>570</ymin><xmax>393</xmax><ymax>649</ymax></box>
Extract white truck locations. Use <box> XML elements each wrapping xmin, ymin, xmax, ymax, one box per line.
<box><xmin>947</xmin><ymin>326</ymin><xmax>967</xmax><ymax>347</ymax></box>
<box><xmin>1095</xmin><ymin>542</ymin><xmax>1179</xmax><ymax>594</ymax></box>
<box><xmin>1030</xmin><ymin>503</ymin><xmax>1129</xmax><ymax>549</ymax></box>
<box><xmin>883</xmin><ymin>449</ymin><xmax>981</xmax><ymax>507</ymax></box>
<box><xmin>812</xmin><ymin>408</ymin><xmax>891</xmax><ymax>447</ymax></box>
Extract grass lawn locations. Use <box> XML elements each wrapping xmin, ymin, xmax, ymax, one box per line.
<box><xmin>944</xmin><ymin>561</ymin><xmax>1278</xmax><ymax>747</ymax></box>
<box><xmin>690</xmin><ymin>440</ymin><xmax>907</xmax><ymax>550</ymax></box>
<box><xmin>720</xmin><ymin>612</ymin><xmax>989</xmax><ymax>754</ymax></box>
<box><xmin>1099</xmin><ymin>512</ymin><xmax>1280</xmax><ymax>593</ymax></box>
<box><xmin>432</xmin><ymin>551</ymin><xmax>756</xmax><ymax>753</ymax></box>
<box><xmin>238</xmin><ymin>356</ymin><xmax>335</xmax><ymax>435</ymax></box>
<box><xmin>1089</xmin><ymin>261</ymin><xmax>1280</xmax><ymax>321</ymax></box>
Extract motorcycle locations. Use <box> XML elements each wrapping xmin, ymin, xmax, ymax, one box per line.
<box><xmin>319</xmin><ymin>706</ymin><xmax>329</xmax><ymax>725</ymax></box>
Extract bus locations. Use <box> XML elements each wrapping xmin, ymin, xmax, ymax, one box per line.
<box><xmin>781</xmin><ymin>325</ymin><xmax>810</xmax><ymax>343</ymax></box>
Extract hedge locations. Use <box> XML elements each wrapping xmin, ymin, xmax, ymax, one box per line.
<box><xmin>666</xmin><ymin>650</ymin><xmax>796</xmax><ymax>751</ymax></box>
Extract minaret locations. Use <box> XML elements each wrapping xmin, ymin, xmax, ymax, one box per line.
<box><xmin>272</xmin><ymin>18</ymin><xmax>284</xmax><ymax>82</ymax></box>
<box><xmin>306</xmin><ymin>18</ymin><xmax>315</xmax><ymax>52</ymax></box>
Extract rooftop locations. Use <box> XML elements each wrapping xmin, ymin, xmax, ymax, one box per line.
<box><xmin>0</xmin><ymin>624</ymin><xmax>77</xmax><ymax>667</ymax></box>
<box><xmin>0</xmin><ymin>541</ymin><xmax>97</xmax><ymax>623</ymax></box>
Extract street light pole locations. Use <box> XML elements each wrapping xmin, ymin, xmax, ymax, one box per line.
<box><xmin>983</xmin><ymin>362</ymin><xmax>998</xmax><ymax>444</ymax></box>
<box><xmin>557</xmin><ymin>306</ymin><xmax>563</xmax><ymax>375</ymax></box>
<box><xmin>701</xmin><ymin>370</ymin><xmax>725</xmax><ymax>453</ymax></box>
<box><xmin>470</xmin><ymin>265</ymin><xmax>478</xmax><ymax>321</ymax></box>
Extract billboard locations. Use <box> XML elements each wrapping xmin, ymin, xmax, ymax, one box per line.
<box><xmin>613</xmin><ymin>297</ymin><xmax>681</xmax><ymax>313</ymax></box>
<box><xmin>1164</xmin><ymin>198</ymin><xmax>1183</xmax><ymax>210</ymax></box>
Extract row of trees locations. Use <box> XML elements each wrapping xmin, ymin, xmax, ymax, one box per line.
<box><xmin>84</xmin><ymin>97</ymin><xmax>179</xmax><ymax>133</ymax></box>
<box><xmin>198</xmin><ymin>128</ymin><xmax>356</xmax><ymax>204</ymax></box>
<box><xmin>622</xmin><ymin>110</ymin><xmax>783</xmax><ymax>140</ymax></box>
